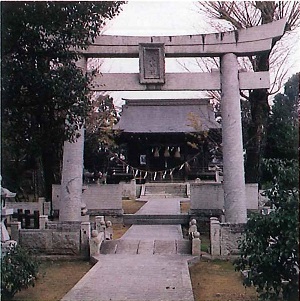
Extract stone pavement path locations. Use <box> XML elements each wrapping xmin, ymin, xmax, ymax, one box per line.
<box><xmin>61</xmin><ymin>197</ymin><xmax>195</xmax><ymax>301</ymax></box>
<box><xmin>134</xmin><ymin>197</ymin><xmax>181</xmax><ymax>215</ymax></box>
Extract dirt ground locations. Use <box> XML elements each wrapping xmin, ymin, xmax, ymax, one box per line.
<box><xmin>10</xmin><ymin>260</ymin><xmax>91</xmax><ymax>301</ymax></box>
<box><xmin>122</xmin><ymin>199</ymin><xmax>146</xmax><ymax>214</ymax></box>
<box><xmin>9</xmin><ymin>200</ymin><xmax>258</xmax><ymax>301</ymax></box>
<box><xmin>180</xmin><ymin>200</ymin><xmax>190</xmax><ymax>213</ymax></box>
<box><xmin>189</xmin><ymin>259</ymin><xmax>258</xmax><ymax>301</ymax></box>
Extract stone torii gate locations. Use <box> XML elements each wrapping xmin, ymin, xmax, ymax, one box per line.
<box><xmin>59</xmin><ymin>19</ymin><xmax>286</xmax><ymax>224</ymax></box>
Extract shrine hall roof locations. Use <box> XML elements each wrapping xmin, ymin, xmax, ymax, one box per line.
<box><xmin>114</xmin><ymin>98</ymin><xmax>221</xmax><ymax>133</ymax></box>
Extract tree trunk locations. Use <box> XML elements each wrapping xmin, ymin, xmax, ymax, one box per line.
<box><xmin>41</xmin><ymin>145</ymin><xmax>58</xmax><ymax>202</ymax></box>
<box><xmin>245</xmin><ymin>52</ymin><xmax>270</xmax><ymax>184</ymax></box>
<box><xmin>245</xmin><ymin>89</ymin><xmax>269</xmax><ymax>183</ymax></box>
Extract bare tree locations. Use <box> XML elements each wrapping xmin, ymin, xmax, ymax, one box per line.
<box><xmin>195</xmin><ymin>1</ymin><xmax>300</xmax><ymax>183</ymax></box>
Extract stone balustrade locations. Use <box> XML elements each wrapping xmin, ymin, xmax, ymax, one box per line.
<box><xmin>9</xmin><ymin>215</ymin><xmax>113</xmax><ymax>258</ymax></box>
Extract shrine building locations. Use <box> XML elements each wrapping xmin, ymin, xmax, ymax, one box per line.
<box><xmin>113</xmin><ymin>98</ymin><xmax>222</xmax><ymax>182</ymax></box>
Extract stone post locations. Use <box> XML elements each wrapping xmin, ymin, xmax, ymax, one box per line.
<box><xmin>10</xmin><ymin>221</ymin><xmax>21</xmax><ymax>243</ymax></box>
<box><xmin>81</xmin><ymin>221</ymin><xmax>91</xmax><ymax>258</ymax></box>
<box><xmin>89</xmin><ymin>230</ymin><xmax>103</xmax><ymax>257</ymax></box>
<box><xmin>105</xmin><ymin>220</ymin><xmax>113</xmax><ymax>240</ymax></box>
<box><xmin>42</xmin><ymin>200</ymin><xmax>51</xmax><ymax>216</ymax></box>
<box><xmin>210</xmin><ymin>217</ymin><xmax>221</xmax><ymax>256</ymax></box>
<box><xmin>39</xmin><ymin>215</ymin><xmax>48</xmax><ymax>229</ymax></box>
<box><xmin>192</xmin><ymin>232</ymin><xmax>201</xmax><ymax>256</ymax></box>
<box><xmin>95</xmin><ymin>216</ymin><xmax>105</xmax><ymax>232</ymax></box>
<box><xmin>59</xmin><ymin>56</ymin><xmax>87</xmax><ymax>222</ymax></box>
<box><xmin>220</xmin><ymin>53</ymin><xmax>247</xmax><ymax>224</ymax></box>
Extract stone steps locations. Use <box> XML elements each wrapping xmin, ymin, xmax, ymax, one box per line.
<box><xmin>144</xmin><ymin>183</ymin><xmax>188</xmax><ymax>198</ymax></box>
<box><xmin>123</xmin><ymin>214</ymin><xmax>189</xmax><ymax>225</ymax></box>
<box><xmin>100</xmin><ymin>239</ymin><xmax>191</xmax><ymax>255</ymax></box>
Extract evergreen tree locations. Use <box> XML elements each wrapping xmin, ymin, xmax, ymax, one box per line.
<box><xmin>84</xmin><ymin>94</ymin><xmax>120</xmax><ymax>173</ymax></box>
<box><xmin>1</xmin><ymin>2</ymin><xmax>124</xmax><ymax>200</ymax></box>
<box><xmin>265</xmin><ymin>73</ymin><xmax>299</xmax><ymax>160</ymax></box>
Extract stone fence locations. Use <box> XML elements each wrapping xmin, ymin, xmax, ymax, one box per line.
<box><xmin>190</xmin><ymin>183</ymin><xmax>259</xmax><ymax>218</ymax></box>
<box><xmin>6</xmin><ymin>197</ymin><xmax>46</xmax><ymax>215</ymax></box>
<box><xmin>10</xmin><ymin>215</ymin><xmax>113</xmax><ymax>258</ymax></box>
<box><xmin>210</xmin><ymin>217</ymin><xmax>245</xmax><ymax>257</ymax></box>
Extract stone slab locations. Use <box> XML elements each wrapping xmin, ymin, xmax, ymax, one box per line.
<box><xmin>154</xmin><ymin>240</ymin><xmax>176</xmax><ymax>255</ymax></box>
<box><xmin>115</xmin><ymin>240</ymin><xmax>139</xmax><ymax>255</ymax></box>
<box><xmin>121</xmin><ymin>225</ymin><xmax>183</xmax><ymax>241</ymax></box>
<box><xmin>123</xmin><ymin>216</ymin><xmax>189</xmax><ymax>225</ymax></box>
<box><xmin>176</xmin><ymin>240</ymin><xmax>192</xmax><ymax>255</ymax></box>
<box><xmin>137</xmin><ymin>240</ymin><xmax>154</xmax><ymax>255</ymax></box>
<box><xmin>100</xmin><ymin>240</ymin><xmax>118</xmax><ymax>255</ymax></box>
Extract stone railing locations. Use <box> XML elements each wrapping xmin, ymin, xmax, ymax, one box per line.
<box><xmin>10</xmin><ymin>215</ymin><xmax>113</xmax><ymax>258</ymax></box>
<box><xmin>6</xmin><ymin>197</ymin><xmax>48</xmax><ymax>215</ymax></box>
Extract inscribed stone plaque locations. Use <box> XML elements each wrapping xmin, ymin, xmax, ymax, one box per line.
<box><xmin>139</xmin><ymin>43</ymin><xmax>165</xmax><ymax>84</ymax></box>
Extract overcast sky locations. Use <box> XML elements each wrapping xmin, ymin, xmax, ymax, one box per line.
<box><xmin>100</xmin><ymin>1</ymin><xmax>208</xmax><ymax>107</ymax></box>
<box><xmin>105</xmin><ymin>1</ymin><xmax>204</xmax><ymax>36</ymax></box>
<box><xmin>98</xmin><ymin>1</ymin><xmax>300</xmax><ymax>107</ymax></box>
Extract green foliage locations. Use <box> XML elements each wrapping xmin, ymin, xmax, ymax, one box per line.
<box><xmin>265</xmin><ymin>73</ymin><xmax>299</xmax><ymax>161</ymax></box>
<box><xmin>1</xmin><ymin>244</ymin><xmax>39</xmax><ymax>299</ymax></box>
<box><xmin>235</xmin><ymin>159</ymin><xmax>299</xmax><ymax>300</ymax></box>
<box><xmin>1</xmin><ymin>1</ymin><xmax>124</xmax><ymax>198</ymax></box>
<box><xmin>2</xmin><ymin>1</ymin><xmax>124</xmax><ymax>140</ymax></box>
<box><xmin>84</xmin><ymin>94</ymin><xmax>120</xmax><ymax>172</ymax></box>
<box><xmin>236</xmin><ymin>73</ymin><xmax>299</xmax><ymax>300</ymax></box>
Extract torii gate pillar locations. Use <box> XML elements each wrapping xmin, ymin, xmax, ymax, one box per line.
<box><xmin>59</xmin><ymin>57</ymin><xmax>86</xmax><ymax>222</ymax></box>
<box><xmin>221</xmin><ymin>53</ymin><xmax>247</xmax><ymax>223</ymax></box>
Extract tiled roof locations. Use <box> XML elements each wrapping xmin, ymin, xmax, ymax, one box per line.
<box><xmin>114</xmin><ymin>98</ymin><xmax>221</xmax><ymax>133</ymax></box>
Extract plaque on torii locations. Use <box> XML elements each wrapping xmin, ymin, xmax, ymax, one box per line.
<box><xmin>139</xmin><ymin>43</ymin><xmax>165</xmax><ymax>84</ymax></box>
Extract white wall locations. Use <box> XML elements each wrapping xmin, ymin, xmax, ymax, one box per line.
<box><xmin>190</xmin><ymin>183</ymin><xmax>258</xmax><ymax>211</ymax></box>
<box><xmin>52</xmin><ymin>184</ymin><xmax>122</xmax><ymax>212</ymax></box>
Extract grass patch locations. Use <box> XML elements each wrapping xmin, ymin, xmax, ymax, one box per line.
<box><xmin>200</xmin><ymin>234</ymin><xmax>210</xmax><ymax>253</ymax></box>
<box><xmin>189</xmin><ymin>260</ymin><xmax>258</xmax><ymax>301</ymax></box>
<box><xmin>122</xmin><ymin>199</ymin><xmax>147</xmax><ymax>214</ymax></box>
<box><xmin>112</xmin><ymin>223</ymin><xmax>131</xmax><ymax>239</ymax></box>
<box><xmin>11</xmin><ymin>260</ymin><xmax>91</xmax><ymax>301</ymax></box>
<box><xmin>180</xmin><ymin>200</ymin><xmax>190</xmax><ymax>213</ymax></box>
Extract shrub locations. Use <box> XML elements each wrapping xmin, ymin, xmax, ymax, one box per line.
<box><xmin>234</xmin><ymin>159</ymin><xmax>299</xmax><ymax>300</ymax></box>
<box><xmin>1</xmin><ymin>244</ymin><xmax>39</xmax><ymax>299</ymax></box>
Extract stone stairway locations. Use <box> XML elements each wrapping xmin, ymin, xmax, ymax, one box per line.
<box><xmin>123</xmin><ymin>214</ymin><xmax>189</xmax><ymax>225</ymax></box>
<box><xmin>143</xmin><ymin>183</ymin><xmax>188</xmax><ymax>198</ymax></box>
<box><xmin>100</xmin><ymin>239</ymin><xmax>191</xmax><ymax>255</ymax></box>
<box><xmin>124</xmin><ymin>195</ymin><xmax>188</xmax><ymax>225</ymax></box>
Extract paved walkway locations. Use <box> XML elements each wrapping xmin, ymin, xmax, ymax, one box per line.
<box><xmin>61</xmin><ymin>197</ymin><xmax>195</xmax><ymax>301</ymax></box>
